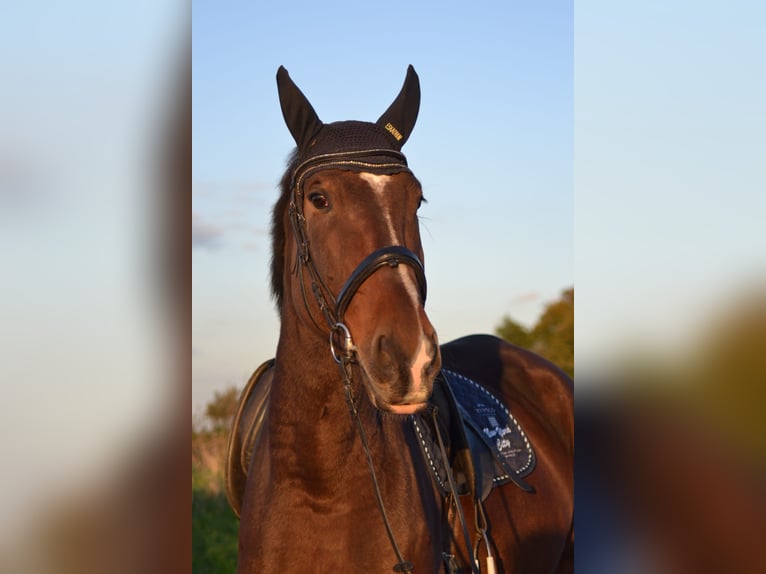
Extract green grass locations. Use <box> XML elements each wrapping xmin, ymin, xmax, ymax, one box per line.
<box><xmin>192</xmin><ymin>463</ymin><xmax>239</xmax><ymax>574</ymax></box>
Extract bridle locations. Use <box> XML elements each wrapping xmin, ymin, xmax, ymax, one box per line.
<box><xmin>285</xmin><ymin>150</ymin><xmax>482</xmax><ymax>574</ymax></box>
<box><xmin>287</xmin><ymin>148</ymin><xmax>428</xmax><ymax>356</ymax></box>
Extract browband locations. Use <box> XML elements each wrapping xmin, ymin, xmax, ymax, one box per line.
<box><xmin>290</xmin><ymin>149</ymin><xmax>410</xmax><ymax>197</ymax></box>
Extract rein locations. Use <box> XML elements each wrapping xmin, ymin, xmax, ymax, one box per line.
<box><xmin>336</xmin><ymin>348</ymin><xmax>415</xmax><ymax>573</ymax></box>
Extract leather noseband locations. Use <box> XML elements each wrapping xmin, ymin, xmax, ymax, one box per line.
<box><xmin>336</xmin><ymin>245</ymin><xmax>427</xmax><ymax>323</ymax></box>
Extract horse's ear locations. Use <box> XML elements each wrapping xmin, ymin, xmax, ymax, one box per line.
<box><xmin>276</xmin><ymin>66</ymin><xmax>323</xmax><ymax>149</ymax></box>
<box><xmin>376</xmin><ymin>65</ymin><xmax>420</xmax><ymax>148</ymax></box>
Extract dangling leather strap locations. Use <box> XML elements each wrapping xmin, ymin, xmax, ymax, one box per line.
<box><xmin>431</xmin><ymin>406</ymin><xmax>481</xmax><ymax>574</ymax></box>
<box><xmin>338</xmin><ymin>359</ymin><xmax>414</xmax><ymax>573</ymax></box>
<box><xmin>474</xmin><ymin>499</ymin><xmax>496</xmax><ymax>574</ymax></box>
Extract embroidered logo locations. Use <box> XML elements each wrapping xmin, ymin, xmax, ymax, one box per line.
<box><xmin>384</xmin><ymin>122</ymin><xmax>403</xmax><ymax>141</ymax></box>
<box><xmin>443</xmin><ymin>369</ymin><xmax>535</xmax><ymax>477</ymax></box>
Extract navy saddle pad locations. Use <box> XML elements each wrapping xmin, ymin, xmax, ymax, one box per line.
<box><xmin>412</xmin><ymin>369</ymin><xmax>535</xmax><ymax>500</ymax></box>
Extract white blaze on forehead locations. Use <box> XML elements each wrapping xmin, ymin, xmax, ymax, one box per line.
<box><xmin>358</xmin><ymin>173</ymin><xmax>397</xmax><ymax>243</ymax></box>
<box><xmin>358</xmin><ymin>172</ymin><xmax>391</xmax><ymax>192</ymax></box>
<box><xmin>358</xmin><ymin>172</ymin><xmax>421</xmax><ymax>310</ymax></box>
<box><xmin>358</xmin><ymin>173</ymin><xmax>430</xmax><ymax>391</ymax></box>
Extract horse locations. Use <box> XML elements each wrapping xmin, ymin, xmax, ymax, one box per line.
<box><xmin>225</xmin><ymin>66</ymin><xmax>573</xmax><ymax>574</ymax></box>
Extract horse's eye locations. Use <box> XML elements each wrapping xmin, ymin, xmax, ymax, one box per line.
<box><xmin>308</xmin><ymin>192</ymin><xmax>329</xmax><ymax>210</ymax></box>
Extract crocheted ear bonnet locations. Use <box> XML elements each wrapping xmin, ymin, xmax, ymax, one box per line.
<box><xmin>276</xmin><ymin>65</ymin><xmax>420</xmax><ymax>190</ymax></box>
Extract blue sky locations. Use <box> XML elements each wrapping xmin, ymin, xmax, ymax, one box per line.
<box><xmin>192</xmin><ymin>1</ymin><xmax>574</xmax><ymax>412</ymax></box>
<box><xmin>575</xmin><ymin>2</ymin><xmax>766</xmax><ymax>373</ymax></box>
<box><xmin>193</xmin><ymin>1</ymin><xmax>765</xmax><ymax>410</ymax></box>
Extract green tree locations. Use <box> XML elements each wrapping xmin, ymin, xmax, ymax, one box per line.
<box><xmin>495</xmin><ymin>315</ymin><xmax>532</xmax><ymax>349</ymax></box>
<box><xmin>193</xmin><ymin>387</ymin><xmax>241</xmax><ymax>572</ymax></box>
<box><xmin>205</xmin><ymin>386</ymin><xmax>240</xmax><ymax>433</ymax></box>
<box><xmin>530</xmin><ymin>287</ymin><xmax>573</xmax><ymax>377</ymax></box>
<box><xmin>495</xmin><ymin>288</ymin><xmax>573</xmax><ymax>378</ymax></box>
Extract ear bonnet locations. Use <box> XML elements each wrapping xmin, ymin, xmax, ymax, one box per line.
<box><xmin>276</xmin><ymin>65</ymin><xmax>420</xmax><ymax>194</ymax></box>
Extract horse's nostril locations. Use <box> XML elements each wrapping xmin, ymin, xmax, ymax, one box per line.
<box><xmin>373</xmin><ymin>335</ymin><xmax>396</xmax><ymax>369</ymax></box>
<box><xmin>375</xmin><ymin>334</ymin><xmax>388</xmax><ymax>356</ymax></box>
<box><xmin>425</xmin><ymin>347</ymin><xmax>441</xmax><ymax>378</ymax></box>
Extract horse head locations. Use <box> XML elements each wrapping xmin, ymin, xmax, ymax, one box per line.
<box><xmin>272</xmin><ymin>66</ymin><xmax>441</xmax><ymax>414</ymax></box>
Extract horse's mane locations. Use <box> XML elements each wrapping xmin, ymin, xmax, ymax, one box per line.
<box><xmin>270</xmin><ymin>149</ymin><xmax>299</xmax><ymax>310</ymax></box>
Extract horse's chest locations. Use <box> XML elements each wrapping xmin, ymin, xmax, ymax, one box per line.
<box><xmin>240</xmin><ymin>444</ymin><xmax>441</xmax><ymax>572</ymax></box>
<box><xmin>243</xmin><ymin>493</ymin><xmax>426</xmax><ymax>573</ymax></box>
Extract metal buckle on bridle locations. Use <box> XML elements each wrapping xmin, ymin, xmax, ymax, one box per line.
<box><xmin>330</xmin><ymin>322</ymin><xmax>356</xmax><ymax>364</ymax></box>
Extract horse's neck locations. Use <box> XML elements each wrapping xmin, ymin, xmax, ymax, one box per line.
<box><xmin>250</xmin><ymin>314</ymin><xmax>441</xmax><ymax>570</ymax></box>
<box><xmin>269</xmin><ymin>322</ymin><xmax>373</xmax><ymax>490</ymax></box>
<box><xmin>267</xmin><ymin>309</ymin><xmax>423</xmax><ymax>505</ymax></box>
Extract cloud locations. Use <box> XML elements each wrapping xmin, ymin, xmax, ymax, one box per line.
<box><xmin>192</xmin><ymin>180</ymin><xmax>273</xmax><ymax>200</ymax></box>
<box><xmin>192</xmin><ymin>212</ymin><xmax>223</xmax><ymax>249</ymax></box>
<box><xmin>510</xmin><ymin>291</ymin><xmax>541</xmax><ymax>304</ymax></box>
<box><xmin>240</xmin><ymin>241</ymin><xmax>260</xmax><ymax>252</ymax></box>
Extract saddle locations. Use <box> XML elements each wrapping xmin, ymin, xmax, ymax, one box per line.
<box><xmin>224</xmin><ymin>362</ymin><xmax>535</xmax><ymax>517</ymax></box>
<box><xmin>225</xmin><ymin>359</ymin><xmax>274</xmax><ymax>517</ymax></box>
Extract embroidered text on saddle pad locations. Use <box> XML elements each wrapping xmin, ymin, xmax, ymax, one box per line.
<box><xmin>442</xmin><ymin>369</ymin><xmax>535</xmax><ymax>480</ymax></box>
